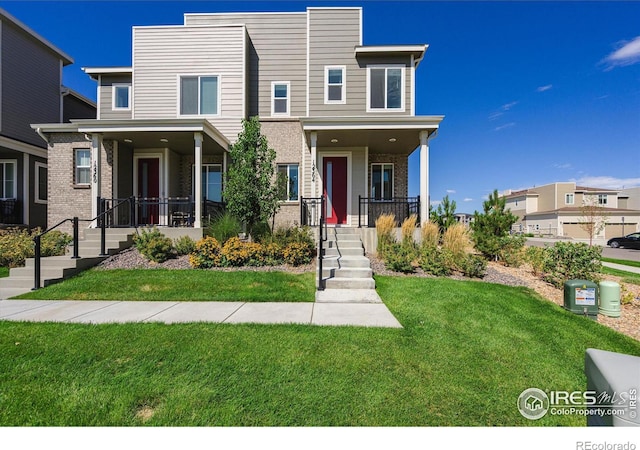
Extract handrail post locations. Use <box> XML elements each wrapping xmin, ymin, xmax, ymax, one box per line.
<box><xmin>417</xmin><ymin>195</ymin><xmax>421</xmax><ymax>225</ymax></box>
<box><xmin>300</xmin><ymin>196</ymin><xmax>304</xmax><ymax>226</ymax></box>
<box><xmin>317</xmin><ymin>196</ymin><xmax>324</xmax><ymax>291</ymax></box>
<box><xmin>99</xmin><ymin>198</ymin><xmax>107</xmax><ymax>256</ymax></box>
<box><xmin>72</xmin><ymin>217</ymin><xmax>80</xmax><ymax>259</ymax></box>
<box><xmin>32</xmin><ymin>235</ymin><xmax>41</xmax><ymax>290</ymax></box>
<box><xmin>129</xmin><ymin>196</ymin><xmax>136</xmax><ymax>227</ymax></box>
<box><xmin>358</xmin><ymin>195</ymin><xmax>362</xmax><ymax>228</ymax></box>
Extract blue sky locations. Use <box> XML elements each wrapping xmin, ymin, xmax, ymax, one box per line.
<box><xmin>3</xmin><ymin>0</ymin><xmax>639</xmax><ymax>214</ymax></box>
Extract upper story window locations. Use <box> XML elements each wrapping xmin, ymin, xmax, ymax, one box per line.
<box><xmin>180</xmin><ymin>75</ymin><xmax>219</xmax><ymax>116</ymax></box>
<box><xmin>368</xmin><ymin>66</ymin><xmax>405</xmax><ymax>112</ymax></box>
<box><xmin>112</xmin><ymin>84</ymin><xmax>131</xmax><ymax>110</ymax></box>
<box><xmin>371</xmin><ymin>163</ymin><xmax>394</xmax><ymax>200</ymax></box>
<box><xmin>598</xmin><ymin>194</ymin><xmax>608</xmax><ymax>205</ymax></box>
<box><xmin>272</xmin><ymin>82</ymin><xmax>290</xmax><ymax>116</ymax></box>
<box><xmin>0</xmin><ymin>160</ymin><xmax>17</xmax><ymax>199</ymax></box>
<box><xmin>565</xmin><ymin>193</ymin><xmax>574</xmax><ymax>205</ymax></box>
<box><xmin>74</xmin><ymin>149</ymin><xmax>91</xmax><ymax>186</ymax></box>
<box><xmin>325</xmin><ymin>66</ymin><xmax>346</xmax><ymax>104</ymax></box>
<box><xmin>277</xmin><ymin>164</ymin><xmax>299</xmax><ymax>201</ymax></box>
<box><xmin>35</xmin><ymin>162</ymin><xmax>47</xmax><ymax>204</ymax></box>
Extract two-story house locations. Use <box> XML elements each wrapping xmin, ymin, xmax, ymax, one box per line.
<box><xmin>0</xmin><ymin>8</ymin><xmax>95</xmax><ymax>229</ymax></box>
<box><xmin>504</xmin><ymin>182</ymin><xmax>640</xmax><ymax>240</ymax></box>
<box><xmin>32</xmin><ymin>7</ymin><xmax>443</xmax><ymax>236</ymax></box>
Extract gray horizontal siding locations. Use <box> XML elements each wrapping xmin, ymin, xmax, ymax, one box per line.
<box><xmin>63</xmin><ymin>94</ymin><xmax>96</xmax><ymax>122</ymax></box>
<box><xmin>98</xmin><ymin>74</ymin><xmax>132</xmax><ymax>120</ymax></box>
<box><xmin>1</xmin><ymin>19</ymin><xmax>62</xmax><ymax>147</ymax></box>
<box><xmin>185</xmin><ymin>13</ymin><xmax>307</xmax><ymax>118</ymax></box>
<box><xmin>132</xmin><ymin>26</ymin><xmax>245</xmax><ymax>140</ymax></box>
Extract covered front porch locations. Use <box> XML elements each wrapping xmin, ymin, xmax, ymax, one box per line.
<box><xmin>300</xmin><ymin>116</ymin><xmax>443</xmax><ymax>227</ymax></box>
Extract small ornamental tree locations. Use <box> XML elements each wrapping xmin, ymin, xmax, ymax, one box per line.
<box><xmin>471</xmin><ymin>189</ymin><xmax>519</xmax><ymax>261</ymax></box>
<box><xmin>429</xmin><ymin>195</ymin><xmax>457</xmax><ymax>233</ymax></box>
<box><xmin>224</xmin><ymin>117</ymin><xmax>286</xmax><ymax>238</ymax></box>
<box><xmin>579</xmin><ymin>195</ymin><xmax>608</xmax><ymax>246</ymax></box>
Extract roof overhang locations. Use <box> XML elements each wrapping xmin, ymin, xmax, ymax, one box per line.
<box><xmin>300</xmin><ymin>115</ymin><xmax>443</xmax><ymax>154</ymax></box>
<box><xmin>355</xmin><ymin>45</ymin><xmax>428</xmax><ymax>66</ymax></box>
<box><xmin>82</xmin><ymin>67</ymin><xmax>133</xmax><ymax>81</ymax></box>
<box><xmin>31</xmin><ymin>118</ymin><xmax>230</xmax><ymax>153</ymax></box>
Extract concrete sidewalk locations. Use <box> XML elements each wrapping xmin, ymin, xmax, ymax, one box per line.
<box><xmin>602</xmin><ymin>262</ymin><xmax>640</xmax><ymax>275</ymax></box>
<box><xmin>0</xmin><ymin>299</ymin><xmax>403</xmax><ymax>328</ymax></box>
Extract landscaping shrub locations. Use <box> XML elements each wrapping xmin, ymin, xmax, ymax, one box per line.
<box><xmin>541</xmin><ymin>241</ymin><xmax>602</xmax><ymax>288</ymax></box>
<box><xmin>420</xmin><ymin>221</ymin><xmax>440</xmax><ymax>249</ymax></box>
<box><xmin>134</xmin><ymin>227</ymin><xmax>174</xmax><ymax>263</ymax></box>
<box><xmin>525</xmin><ymin>246</ymin><xmax>545</xmax><ymax>276</ymax></box>
<box><xmin>400</xmin><ymin>214</ymin><xmax>417</xmax><ymax>250</ymax></box>
<box><xmin>262</xmin><ymin>242</ymin><xmax>284</xmax><ymax>265</ymax></box>
<box><xmin>375</xmin><ymin>213</ymin><xmax>396</xmax><ymax>255</ymax></box>
<box><xmin>40</xmin><ymin>230</ymin><xmax>73</xmax><ymax>257</ymax></box>
<box><xmin>189</xmin><ymin>236</ymin><xmax>222</xmax><ymax>268</ymax></box>
<box><xmin>418</xmin><ymin>245</ymin><xmax>452</xmax><ymax>277</ymax></box>
<box><xmin>460</xmin><ymin>254</ymin><xmax>487</xmax><ymax>278</ymax></box>
<box><xmin>442</xmin><ymin>223</ymin><xmax>471</xmax><ymax>267</ymax></box>
<box><xmin>205</xmin><ymin>212</ymin><xmax>242</xmax><ymax>244</ymax></box>
<box><xmin>0</xmin><ymin>228</ymin><xmax>71</xmax><ymax>268</ymax></box>
<box><xmin>251</xmin><ymin>221</ymin><xmax>272</xmax><ymax>243</ymax></box>
<box><xmin>497</xmin><ymin>235</ymin><xmax>526</xmax><ymax>267</ymax></box>
<box><xmin>283</xmin><ymin>241</ymin><xmax>313</xmax><ymax>266</ymax></box>
<box><xmin>173</xmin><ymin>236</ymin><xmax>196</xmax><ymax>256</ymax></box>
<box><xmin>221</xmin><ymin>237</ymin><xmax>250</xmax><ymax>266</ymax></box>
<box><xmin>244</xmin><ymin>242</ymin><xmax>266</xmax><ymax>266</ymax></box>
<box><xmin>385</xmin><ymin>242</ymin><xmax>416</xmax><ymax>274</ymax></box>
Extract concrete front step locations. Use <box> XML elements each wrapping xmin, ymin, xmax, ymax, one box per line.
<box><xmin>0</xmin><ymin>276</ymin><xmax>64</xmax><ymax>289</ymax></box>
<box><xmin>325</xmin><ymin>277</ymin><xmax>375</xmax><ymax>290</ymax></box>
<box><xmin>315</xmin><ymin>288</ymin><xmax>383</xmax><ymax>303</ymax></box>
<box><xmin>324</xmin><ymin>247</ymin><xmax>364</xmax><ymax>257</ymax></box>
<box><xmin>337</xmin><ymin>256</ymin><xmax>371</xmax><ymax>268</ymax></box>
<box><xmin>333</xmin><ymin>227</ymin><xmax>360</xmax><ymax>235</ymax></box>
<box><xmin>0</xmin><ymin>287</ymin><xmax>32</xmax><ymax>299</ymax></box>
<box><xmin>24</xmin><ymin>255</ymin><xmax>106</xmax><ymax>269</ymax></box>
<box><xmin>320</xmin><ymin>267</ymin><xmax>372</xmax><ymax>279</ymax></box>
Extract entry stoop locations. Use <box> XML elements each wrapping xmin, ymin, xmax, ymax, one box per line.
<box><xmin>316</xmin><ymin>228</ymin><xmax>382</xmax><ymax>303</ymax></box>
<box><xmin>0</xmin><ymin>228</ymin><xmax>134</xmax><ymax>299</ymax></box>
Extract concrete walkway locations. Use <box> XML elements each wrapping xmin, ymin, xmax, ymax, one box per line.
<box><xmin>602</xmin><ymin>262</ymin><xmax>640</xmax><ymax>275</ymax></box>
<box><xmin>0</xmin><ymin>298</ymin><xmax>403</xmax><ymax>328</ymax></box>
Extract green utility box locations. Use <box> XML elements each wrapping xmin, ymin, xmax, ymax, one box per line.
<box><xmin>564</xmin><ymin>280</ymin><xmax>598</xmax><ymax>320</ymax></box>
<box><xmin>599</xmin><ymin>281</ymin><xmax>621</xmax><ymax>318</ymax></box>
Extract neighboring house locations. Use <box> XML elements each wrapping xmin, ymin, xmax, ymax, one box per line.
<box><xmin>0</xmin><ymin>8</ymin><xmax>95</xmax><ymax>229</ymax></box>
<box><xmin>618</xmin><ymin>187</ymin><xmax>640</xmax><ymax>212</ymax></box>
<box><xmin>32</xmin><ymin>7</ymin><xmax>443</xmax><ymax>236</ymax></box>
<box><xmin>504</xmin><ymin>182</ymin><xmax>640</xmax><ymax>239</ymax></box>
<box><xmin>454</xmin><ymin>212</ymin><xmax>473</xmax><ymax>227</ymax></box>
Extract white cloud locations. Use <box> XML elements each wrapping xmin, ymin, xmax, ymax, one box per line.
<box><xmin>537</xmin><ymin>84</ymin><xmax>553</xmax><ymax>92</ymax></box>
<box><xmin>494</xmin><ymin>122</ymin><xmax>515</xmax><ymax>132</ymax></box>
<box><xmin>430</xmin><ymin>200</ymin><xmax>441</xmax><ymax>206</ymax></box>
<box><xmin>446</xmin><ymin>189</ymin><xmax>456</xmax><ymax>194</ymax></box>
<box><xmin>553</xmin><ymin>163</ymin><xmax>572</xmax><ymax>169</ymax></box>
<box><xmin>570</xmin><ymin>176</ymin><xmax>640</xmax><ymax>190</ymax></box>
<box><xmin>501</xmin><ymin>101</ymin><xmax>518</xmax><ymax>111</ymax></box>
<box><xmin>488</xmin><ymin>111</ymin><xmax>503</xmax><ymax>120</ymax></box>
<box><xmin>603</xmin><ymin>36</ymin><xmax>640</xmax><ymax>69</ymax></box>
<box><xmin>463</xmin><ymin>198</ymin><xmax>473</xmax><ymax>202</ymax></box>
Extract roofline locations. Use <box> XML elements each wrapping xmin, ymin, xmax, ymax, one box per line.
<box><xmin>301</xmin><ymin>115</ymin><xmax>444</xmax><ymax>131</ymax></box>
<box><xmin>62</xmin><ymin>86</ymin><xmax>97</xmax><ymax>109</ymax></box>
<box><xmin>0</xmin><ymin>7</ymin><xmax>73</xmax><ymax>65</ymax></box>
<box><xmin>82</xmin><ymin>66</ymin><xmax>133</xmax><ymax>81</ymax></box>
<box><xmin>355</xmin><ymin>45</ymin><xmax>428</xmax><ymax>55</ymax></box>
<box><xmin>524</xmin><ymin>207</ymin><xmax>640</xmax><ymax>217</ymax></box>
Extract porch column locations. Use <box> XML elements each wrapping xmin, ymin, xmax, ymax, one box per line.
<box><xmin>310</xmin><ymin>132</ymin><xmax>318</xmax><ymax>197</ymax></box>
<box><xmin>90</xmin><ymin>133</ymin><xmax>102</xmax><ymax>226</ymax></box>
<box><xmin>194</xmin><ymin>132</ymin><xmax>203</xmax><ymax>229</ymax></box>
<box><xmin>419</xmin><ymin>130</ymin><xmax>429</xmax><ymax>225</ymax></box>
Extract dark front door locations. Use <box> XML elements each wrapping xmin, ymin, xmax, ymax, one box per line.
<box><xmin>137</xmin><ymin>158</ymin><xmax>160</xmax><ymax>225</ymax></box>
<box><xmin>323</xmin><ymin>157</ymin><xmax>347</xmax><ymax>225</ymax></box>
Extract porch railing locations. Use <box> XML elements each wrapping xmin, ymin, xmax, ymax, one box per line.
<box><xmin>0</xmin><ymin>198</ymin><xmax>21</xmax><ymax>224</ymax></box>
<box><xmin>358</xmin><ymin>196</ymin><xmax>420</xmax><ymax>228</ymax></box>
<box><xmin>301</xmin><ymin>196</ymin><xmax>327</xmax><ymax>291</ymax></box>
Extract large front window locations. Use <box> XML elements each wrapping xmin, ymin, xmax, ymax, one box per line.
<box><xmin>0</xmin><ymin>160</ymin><xmax>17</xmax><ymax>198</ymax></box>
<box><xmin>180</xmin><ymin>76</ymin><xmax>219</xmax><ymax>115</ymax></box>
<box><xmin>368</xmin><ymin>66</ymin><xmax>404</xmax><ymax>111</ymax></box>
<box><xmin>371</xmin><ymin>163</ymin><xmax>394</xmax><ymax>200</ymax></box>
<box><xmin>193</xmin><ymin>164</ymin><xmax>222</xmax><ymax>202</ymax></box>
<box><xmin>277</xmin><ymin>164</ymin><xmax>299</xmax><ymax>201</ymax></box>
<box><xmin>74</xmin><ymin>150</ymin><xmax>90</xmax><ymax>186</ymax></box>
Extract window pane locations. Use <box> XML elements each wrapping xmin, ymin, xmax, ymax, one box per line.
<box><xmin>383</xmin><ymin>165</ymin><xmax>393</xmax><ymax>200</ymax></box>
<box><xmin>38</xmin><ymin>166</ymin><xmax>47</xmax><ymax>201</ymax></box>
<box><xmin>76</xmin><ymin>150</ymin><xmax>90</xmax><ymax>167</ymax></box>
<box><xmin>328</xmin><ymin>85</ymin><xmax>342</xmax><ymax>101</ymax></box>
<box><xmin>328</xmin><ymin>69</ymin><xmax>343</xmax><ymax>85</ymax></box>
<box><xmin>370</xmin><ymin>69</ymin><xmax>385</xmax><ymax>109</ymax></box>
<box><xmin>0</xmin><ymin>165</ymin><xmax>4</xmax><ymax>197</ymax></box>
<box><xmin>274</xmin><ymin>98</ymin><xmax>287</xmax><ymax>114</ymax></box>
<box><xmin>180</xmin><ymin>77</ymin><xmax>198</xmax><ymax>115</ymax></box>
<box><xmin>200</xmin><ymin>77</ymin><xmax>218</xmax><ymax>115</ymax></box>
<box><xmin>372</xmin><ymin>165</ymin><xmax>382</xmax><ymax>200</ymax></box>
<box><xmin>115</xmin><ymin>86</ymin><xmax>129</xmax><ymax>108</ymax></box>
<box><xmin>77</xmin><ymin>168</ymin><xmax>90</xmax><ymax>185</ymax></box>
<box><xmin>288</xmin><ymin>165</ymin><xmax>299</xmax><ymax>201</ymax></box>
<box><xmin>274</xmin><ymin>84</ymin><xmax>288</xmax><ymax>99</ymax></box>
<box><xmin>387</xmin><ymin>69</ymin><xmax>402</xmax><ymax>109</ymax></box>
<box><xmin>277</xmin><ymin>165</ymin><xmax>288</xmax><ymax>200</ymax></box>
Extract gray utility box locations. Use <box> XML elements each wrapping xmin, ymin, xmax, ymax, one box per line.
<box><xmin>585</xmin><ymin>348</ymin><xmax>639</xmax><ymax>426</ymax></box>
<box><xmin>564</xmin><ymin>279</ymin><xmax>598</xmax><ymax>319</ymax></box>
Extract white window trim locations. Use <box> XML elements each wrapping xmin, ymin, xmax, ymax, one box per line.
<box><xmin>192</xmin><ymin>163</ymin><xmax>223</xmax><ymax>202</ymax></box>
<box><xmin>371</xmin><ymin>163</ymin><xmax>395</xmax><ymax>201</ymax></box>
<box><xmin>324</xmin><ymin>66</ymin><xmax>346</xmax><ymax>104</ymax></box>
<box><xmin>34</xmin><ymin>161</ymin><xmax>47</xmax><ymax>204</ymax></box>
<box><xmin>271</xmin><ymin>81</ymin><xmax>291</xmax><ymax>117</ymax></box>
<box><xmin>565</xmin><ymin>193</ymin><xmax>574</xmax><ymax>205</ymax></box>
<box><xmin>74</xmin><ymin>149</ymin><xmax>91</xmax><ymax>186</ymax></box>
<box><xmin>598</xmin><ymin>194</ymin><xmax>608</xmax><ymax>205</ymax></box>
<box><xmin>0</xmin><ymin>159</ymin><xmax>17</xmax><ymax>199</ymax></box>
<box><xmin>112</xmin><ymin>83</ymin><xmax>131</xmax><ymax>111</ymax></box>
<box><xmin>366</xmin><ymin>64</ymin><xmax>406</xmax><ymax>112</ymax></box>
<box><xmin>277</xmin><ymin>163</ymin><xmax>300</xmax><ymax>202</ymax></box>
<box><xmin>177</xmin><ymin>74</ymin><xmax>222</xmax><ymax>117</ymax></box>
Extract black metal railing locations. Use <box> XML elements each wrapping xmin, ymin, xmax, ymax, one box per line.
<box><xmin>301</xmin><ymin>196</ymin><xmax>327</xmax><ymax>291</ymax></box>
<box><xmin>32</xmin><ymin>217</ymin><xmax>80</xmax><ymax>290</ymax></box>
<box><xmin>358</xmin><ymin>196</ymin><xmax>420</xmax><ymax>227</ymax></box>
<box><xmin>0</xmin><ymin>198</ymin><xmax>20</xmax><ymax>224</ymax></box>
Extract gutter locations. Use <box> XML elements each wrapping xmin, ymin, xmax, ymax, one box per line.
<box><xmin>35</xmin><ymin>127</ymin><xmax>50</xmax><ymax>145</ymax></box>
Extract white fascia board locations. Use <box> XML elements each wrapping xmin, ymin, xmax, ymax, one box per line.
<box><xmin>301</xmin><ymin>116</ymin><xmax>444</xmax><ymax>130</ymax></box>
<box><xmin>0</xmin><ymin>135</ymin><xmax>47</xmax><ymax>158</ymax></box>
<box><xmin>355</xmin><ymin>45</ymin><xmax>428</xmax><ymax>54</ymax></box>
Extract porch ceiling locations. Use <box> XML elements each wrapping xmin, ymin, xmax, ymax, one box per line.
<box><xmin>95</xmin><ymin>130</ymin><xmax>225</xmax><ymax>155</ymax></box>
<box><xmin>301</xmin><ymin>116</ymin><xmax>443</xmax><ymax>154</ymax></box>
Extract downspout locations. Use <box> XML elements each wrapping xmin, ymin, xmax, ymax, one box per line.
<box><xmin>35</xmin><ymin>127</ymin><xmax>50</xmax><ymax>145</ymax></box>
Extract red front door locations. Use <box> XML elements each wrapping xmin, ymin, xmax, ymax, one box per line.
<box><xmin>323</xmin><ymin>157</ymin><xmax>347</xmax><ymax>225</ymax></box>
<box><xmin>137</xmin><ymin>158</ymin><xmax>160</xmax><ymax>225</ymax></box>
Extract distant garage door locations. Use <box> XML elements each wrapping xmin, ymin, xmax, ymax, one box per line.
<box><xmin>606</xmin><ymin>223</ymin><xmax>637</xmax><ymax>239</ymax></box>
<box><xmin>562</xmin><ymin>223</ymin><xmax>590</xmax><ymax>239</ymax></box>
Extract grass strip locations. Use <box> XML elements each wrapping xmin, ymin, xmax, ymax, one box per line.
<box><xmin>601</xmin><ymin>267</ymin><xmax>640</xmax><ymax>286</ymax></box>
<box><xmin>14</xmin><ymin>269</ymin><xmax>315</xmax><ymax>302</ymax></box>
<box><xmin>602</xmin><ymin>258</ymin><xmax>640</xmax><ymax>269</ymax></box>
<box><xmin>0</xmin><ymin>267</ymin><xmax>8</xmax><ymax>278</ymax></box>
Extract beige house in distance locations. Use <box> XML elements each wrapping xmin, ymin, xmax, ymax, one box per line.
<box><xmin>31</xmin><ymin>7</ymin><xmax>443</xmax><ymax>236</ymax></box>
<box><xmin>504</xmin><ymin>182</ymin><xmax>640</xmax><ymax>240</ymax></box>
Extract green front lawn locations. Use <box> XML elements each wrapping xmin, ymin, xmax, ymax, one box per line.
<box><xmin>601</xmin><ymin>267</ymin><xmax>640</xmax><ymax>286</ymax></box>
<box><xmin>602</xmin><ymin>257</ymin><xmax>640</xmax><ymax>269</ymax></box>
<box><xmin>0</xmin><ymin>267</ymin><xmax>8</xmax><ymax>278</ymax></box>
<box><xmin>2</xmin><ymin>275</ymin><xmax>639</xmax><ymax>426</ymax></box>
<box><xmin>14</xmin><ymin>269</ymin><xmax>315</xmax><ymax>302</ymax></box>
